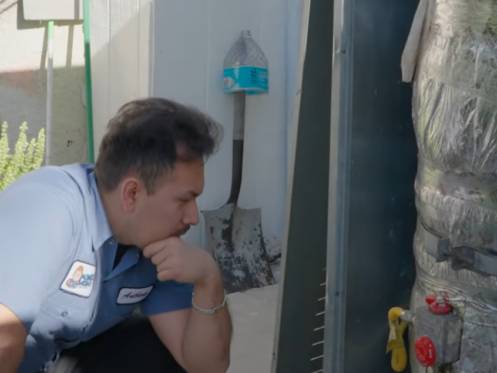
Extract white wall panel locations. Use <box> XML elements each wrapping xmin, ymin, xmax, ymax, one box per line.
<box><xmin>90</xmin><ymin>0</ymin><xmax>152</xmax><ymax>156</ymax></box>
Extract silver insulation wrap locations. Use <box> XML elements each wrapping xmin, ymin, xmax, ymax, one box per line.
<box><xmin>410</xmin><ymin>0</ymin><xmax>497</xmax><ymax>371</ymax></box>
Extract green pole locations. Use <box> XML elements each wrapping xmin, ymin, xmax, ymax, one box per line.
<box><xmin>47</xmin><ymin>20</ymin><xmax>54</xmax><ymax>39</ymax></box>
<box><xmin>83</xmin><ymin>0</ymin><xmax>95</xmax><ymax>163</ymax></box>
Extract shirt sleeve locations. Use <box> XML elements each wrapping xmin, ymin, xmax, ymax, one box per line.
<box><xmin>0</xmin><ymin>182</ymin><xmax>75</xmax><ymax>333</ymax></box>
<box><xmin>140</xmin><ymin>280</ymin><xmax>193</xmax><ymax>316</ymax></box>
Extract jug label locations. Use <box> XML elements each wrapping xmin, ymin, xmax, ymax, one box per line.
<box><xmin>223</xmin><ymin>66</ymin><xmax>268</xmax><ymax>94</ymax></box>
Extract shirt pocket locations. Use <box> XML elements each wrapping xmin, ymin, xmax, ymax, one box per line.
<box><xmin>32</xmin><ymin>298</ymin><xmax>90</xmax><ymax>350</ymax></box>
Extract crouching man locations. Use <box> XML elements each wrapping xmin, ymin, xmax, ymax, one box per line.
<box><xmin>0</xmin><ymin>98</ymin><xmax>232</xmax><ymax>373</ymax></box>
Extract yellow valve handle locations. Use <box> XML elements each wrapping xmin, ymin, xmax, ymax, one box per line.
<box><xmin>387</xmin><ymin>307</ymin><xmax>408</xmax><ymax>372</ymax></box>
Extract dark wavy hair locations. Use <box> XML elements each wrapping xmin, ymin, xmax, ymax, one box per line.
<box><xmin>95</xmin><ymin>97</ymin><xmax>222</xmax><ymax>194</ymax></box>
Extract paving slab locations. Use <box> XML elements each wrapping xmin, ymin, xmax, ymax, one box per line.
<box><xmin>227</xmin><ymin>284</ymin><xmax>279</xmax><ymax>373</ymax></box>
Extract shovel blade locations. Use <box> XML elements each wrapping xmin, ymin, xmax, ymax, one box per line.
<box><xmin>203</xmin><ymin>203</ymin><xmax>275</xmax><ymax>294</ymax></box>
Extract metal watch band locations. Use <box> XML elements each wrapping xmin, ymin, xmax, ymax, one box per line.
<box><xmin>191</xmin><ymin>289</ymin><xmax>227</xmax><ymax>315</ymax></box>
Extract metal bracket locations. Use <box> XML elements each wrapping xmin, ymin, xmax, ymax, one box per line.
<box><xmin>421</xmin><ymin>224</ymin><xmax>451</xmax><ymax>261</ymax></box>
<box><xmin>420</xmin><ymin>224</ymin><xmax>497</xmax><ymax>277</ymax></box>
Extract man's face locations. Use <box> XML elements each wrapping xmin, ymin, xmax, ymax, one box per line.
<box><xmin>120</xmin><ymin>159</ymin><xmax>204</xmax><ymax>249</ymax></box>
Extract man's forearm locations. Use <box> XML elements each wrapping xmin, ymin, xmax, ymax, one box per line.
<box><xmin>0</xmin><ymin>346</ymin><xmax>24</xmax><ymax>373</ymax></box>
<box><xmin>182</xmin><ymin>275</ymin><xmax>232</xmax><ymax>373</ymax></box>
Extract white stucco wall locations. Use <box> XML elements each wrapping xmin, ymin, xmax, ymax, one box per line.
<box><xmin>0</xmin><ymin>0</ymin><xmax>87</xmax><ymax>165</ymax></box>
<box><xmin>89</xmin><ymin>0</ymin><xmax>304</xmax><ymax>248</ymax></box>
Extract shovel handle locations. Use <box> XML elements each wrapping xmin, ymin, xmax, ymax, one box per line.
<box><xmin>233</xmin><ymin>91</ymin><xmax>246</xmax><ymax>141</ymax></box>
<box><xmin>227</xmin><ymin>91</ymin><xmax>246</xmax><ymax>205</ymax></box>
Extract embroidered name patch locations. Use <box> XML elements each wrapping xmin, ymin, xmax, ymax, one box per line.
<box><xmin>117</xmin><ymin>286</ymin><xmax>154</xmax><ymax>305</ymax></box>
<box><xmin>60</xmin><ymin>261</ymin><xmax>96</xmax><ymax>298</ymax></box>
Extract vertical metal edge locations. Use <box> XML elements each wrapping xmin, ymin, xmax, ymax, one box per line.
<box><xmin>271</xmin><ymin>2</ymin><xmax>311</xmax><ymax>372</ymax></box>
<box><xmin>323</xmin><ymin>0</ymin><xmax>354</xmax><ymax>370</ymax></box>
<box><xmin>148</xmin><ymin>0</ymin><xmax>155</xmax><ymax>96</ymax></box>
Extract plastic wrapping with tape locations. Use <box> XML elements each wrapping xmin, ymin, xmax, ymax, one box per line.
<box><xmin>412</xmin><ymin>0</ymin><xmax>497</xmax><ymax>279</ymax></box>
<box><xmin>415</xmin><ymin>164</ymin><xmax>497</xmax><ymax>277</ymax></box>
<box><xmin>413</xmin><ymin>0</ymin><xmax>497</xmax><ymax>173</ymax></box>
<box><xmin>408</xmin><ymin>0</ymin><xmax>497</xmax><ymax>371</ymax></box>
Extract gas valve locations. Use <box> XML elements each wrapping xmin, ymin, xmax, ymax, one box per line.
<box><xmin>413</xmin><ymin>294</ymin><xmax>463</xmax><ymax>368</ymax></box>
<box><xmin>387</xmin><ymin>294</ymin><xmax>463</xmax><ymax>371</ymax></box>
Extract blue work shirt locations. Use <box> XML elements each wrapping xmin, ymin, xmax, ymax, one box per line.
<box><xmin>0</xmin><ymin>164</ymin><xmax>193</xmax><ymax>373</ymax></box>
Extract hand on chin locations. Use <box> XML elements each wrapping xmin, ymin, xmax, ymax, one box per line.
<box><xmin>143</xmin><ymin>236</ymin><xmax>219</xmax><ymax>285</ymax></box>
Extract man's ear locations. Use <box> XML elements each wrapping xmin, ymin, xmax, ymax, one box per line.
<box><xmin>120</xmin><ymin>177</ymin><xmax>143</xmax><ymax>212</ymax></box>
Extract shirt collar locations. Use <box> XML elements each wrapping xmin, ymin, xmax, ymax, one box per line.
<box><xmin>88</xmin><ymin>168</ymin><xmax>114</xmax><ymax>250</ymax></box>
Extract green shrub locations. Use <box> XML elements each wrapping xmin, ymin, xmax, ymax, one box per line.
<box><xmin>0</xmin><ymin>122</ymin><xmax>45</xmax><ymax>191</ymax></box>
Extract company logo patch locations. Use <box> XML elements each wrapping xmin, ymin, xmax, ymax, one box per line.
<box><xmin>117</xmin><ymin>286</ymin><xmax>154</xmax><ymax>305</ymax></box>
<box><xmin>60</xmin><ymin>261</ymin><xmax>96</xmax><ymax>298</ymax></box>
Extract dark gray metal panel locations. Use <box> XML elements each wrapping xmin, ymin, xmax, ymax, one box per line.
<box><xmin>272</xmin><ymin>0</ymin><xmax>333</xmax><ymax>372</ymax></box>
<box><xmin>324</xmin><ymin>0</ymin><xmax>419</xmax><ymax>372</ymax></box>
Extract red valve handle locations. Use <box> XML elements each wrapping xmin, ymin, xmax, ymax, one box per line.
<box><xmin>425</xmin><ymin>294</ymin><xmax>437</xmax><ymax>305</ymax></box>
<box><xmin>425</xmin><ymin>294</ymin><xmax>452</xmax><ymax>315</ymax></box>
<box><xmin>415</xmin><ymin>336</ymin><xmax>437</xmax><ymax>367</ymax></box>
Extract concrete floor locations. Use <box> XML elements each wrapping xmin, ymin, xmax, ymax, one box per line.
<box><xmin>227</xmin><ymin>284</ymin><xmax>279</xmax><ymax>373</ymax></box>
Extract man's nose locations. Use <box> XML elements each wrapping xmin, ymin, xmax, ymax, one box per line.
<box><xmin>184</xmin><ymin>200</ymin><xmax>200</xmax><ymax>226</ymax></box>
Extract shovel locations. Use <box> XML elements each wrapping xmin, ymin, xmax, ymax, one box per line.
<box><xmin>203</xmin><ymin>90</ymin><xmax>275</xmax><ymax>294</ymax></box>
